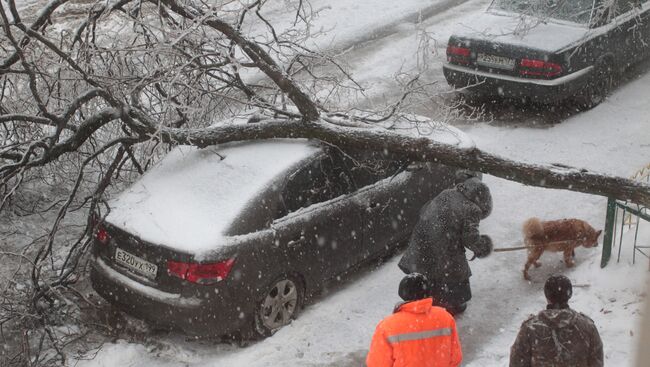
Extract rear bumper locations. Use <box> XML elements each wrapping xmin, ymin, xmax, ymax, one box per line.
<box><xmin>90</xmin><ymin>256</ymin><xmax>250</xmax><ymax>336</ymax></box>
<box><xmin>443</xmin><ymin>63</ymin><xmax>594</xmax><ymax>102</ymax></box>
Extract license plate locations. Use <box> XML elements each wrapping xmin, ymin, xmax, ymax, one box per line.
<box><xmin>115</xmin><ymin>248</ymin><xmax>158</xmax><ymax>279</ymax></box>
<box><xmin>477</xmin><ymin>53</ymin><xmax>515</xmax><ymax>70</ymax></box>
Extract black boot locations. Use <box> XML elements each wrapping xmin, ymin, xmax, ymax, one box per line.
<box><xmin>446</xmin><ymin>302</ymin><xmax>467</xmax><ymax>316</ymax></box>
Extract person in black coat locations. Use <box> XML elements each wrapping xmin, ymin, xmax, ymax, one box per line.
<box><xmin>398</xmin><ymin>175</ymin><xmax>493</xmax><ymax>315</ymax></box>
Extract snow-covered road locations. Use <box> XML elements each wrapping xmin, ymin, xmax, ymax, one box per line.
<box><xmin>72</xmin><ymin>0</ymin><xmax>650</xmax><ymax>366</ymax></box>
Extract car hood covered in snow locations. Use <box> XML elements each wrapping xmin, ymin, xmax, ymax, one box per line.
<box><xmin>451</xmin><ymin>11</ymin><xmax>591</xmax><ymax>53</ymax></box>
<box><xmin>105</xmin><ymin>139</ymin><xmax>321</xmax><ymax>255</ymax></box>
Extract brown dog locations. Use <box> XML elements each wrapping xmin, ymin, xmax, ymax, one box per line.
<box><xmin>522</xmin><ymin>218</ymin><xmax>602</xmax><ymax>280</ymax></box>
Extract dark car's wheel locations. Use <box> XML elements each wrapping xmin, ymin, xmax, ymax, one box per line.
<box><xmin>577</xmin><ymin>60</ymin><xmax>615</xmax><ymax>110</ymax></box>
<box><xmin>254</xmin><ymin>275</ymin><xmax>304</xmax><ymax>337</ymax></box>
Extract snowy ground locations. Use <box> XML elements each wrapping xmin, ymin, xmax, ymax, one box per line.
<box><xmin>40</xmin><ymin>0</ymin><xmax>648</xmax><ymax>365</ymax></box>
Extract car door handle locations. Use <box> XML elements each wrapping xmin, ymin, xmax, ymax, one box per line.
<box><xmin>287</xmin><ymin>235</ymin><xmax>307</xmax><ymax>248</ymax></box>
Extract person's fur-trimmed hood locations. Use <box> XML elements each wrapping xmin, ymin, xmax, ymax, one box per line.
<box><xmin>457</xmin><ymin>177</ymin><xmax>492</xmax><ymax>219</ymax></box>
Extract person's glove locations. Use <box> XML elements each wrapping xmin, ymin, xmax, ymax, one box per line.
<box><xmin>474</xmin><ymin>235</ymin><xmax>493</xmax><ymax>258</ymax></box>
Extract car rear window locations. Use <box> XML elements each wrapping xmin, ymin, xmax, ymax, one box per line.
<box><xmin>277</xmin><ymin>152</ymin><xmax>355</xmax><ymax>217</ymax></box>
<box><xmin>490</xmin><ymin>0</ymin><xmax>597</xmax><ymax>24</ymax></box>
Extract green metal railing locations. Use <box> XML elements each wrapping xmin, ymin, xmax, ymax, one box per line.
<box><xmin>601</xmin><ymin>198</ymin><xmax>616</xmax><ymax>268</ymax></box>
<box><xmin>601</xmin><ymin>163</ymin><xmax>650</xmax><ymax>268</ymax></box>
<box><xmin>601</xmin><ymin>197</ymin><xmax>650</xmax><ymax>268</ymax></box>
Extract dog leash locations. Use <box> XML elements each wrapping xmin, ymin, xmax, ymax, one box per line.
<box><xmin>470</xmin><ymin>243</ymin><xmax>528</xmax><ymax>259</ymax></box>
<box><xmin>493</xmin><ymin>245</ymin><xmax>530</xmax><ymax>252</ymax></box>
<box><xmin>493</xmin><ymin>239</ymin><xmax>587</xmax><ymax>253</ymax></box>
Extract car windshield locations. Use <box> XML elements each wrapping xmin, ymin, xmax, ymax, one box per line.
<box><xmin>489</xmin><ymin>0</ymin><xmax>597</xmax><ymax>24</ymax></box>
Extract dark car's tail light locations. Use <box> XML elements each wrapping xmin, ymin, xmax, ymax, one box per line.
<box><xmin>90</xmin><ymin>212</ymin><xmax>110</xmax><ymax>245</ymax></box>
<box><xmin>519</xmin><ymin>58</ymin><xmax>562</xmax><ymax>78</ymax></box>
<box><xmin>95</xmin><ymin>226</ymin><xmax>110</xmax><ymax>245</ymax></box>
<box><xmin>447</xmin><ymin>45</ymin><xmax>471</xmax><ymax>65</ymax></box>
<box><xmin>167</xmin><ymin>258</ymin><xmax>236</xmax><ymax>285</ymax></box>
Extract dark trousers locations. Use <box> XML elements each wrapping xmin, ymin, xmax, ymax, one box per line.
<box><xmin>429</xmin><ymin>279</ymin><xmax>472</xmax><ymax>309</ymax></box>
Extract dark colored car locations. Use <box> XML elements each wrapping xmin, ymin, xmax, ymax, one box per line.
<box><xmin>443</xmin><ymin>0</ymin><xmax>650</xmax><ymax>106</ymax></box>
<box><xmin>90</xmin><ymin>134</ymin><xmax>470</xmax><ymax>338</ymax></box>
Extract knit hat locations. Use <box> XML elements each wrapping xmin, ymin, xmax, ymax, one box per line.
<box><xmin>398</xmin><ymin>273</ymin><xmax>429</xmax><ymax>302</ymax></box>
<box><xmin>544</xmin><ymin>275</ymin><xmax>573</xmax><ymax>305</ymax></box>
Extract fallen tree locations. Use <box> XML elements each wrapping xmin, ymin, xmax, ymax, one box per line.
<box><xmin>142</xmin><ymin>117</ymin><xmax>650</xmax><ymax>206</ymax></box>
<box><xmin>1</xmin><ymin>0</ymin><xmax>649</xmax><ymax>365</ymax></box>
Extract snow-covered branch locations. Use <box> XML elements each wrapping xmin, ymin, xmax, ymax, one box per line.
<box><xmin>153</xmin><ymin>0</ymin><xmax>320</xmax><ymax>121</ymax></box>
<box><xmin>149</xmin><ymin>117</ymin><xmax>650</xmax><ymax>206</ymax></box>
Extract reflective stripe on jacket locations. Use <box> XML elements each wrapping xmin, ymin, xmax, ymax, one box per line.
<box><xmin>366</xmin><ymin>298</ymin><xmax>462</xmax><ymax>367</ymax></box>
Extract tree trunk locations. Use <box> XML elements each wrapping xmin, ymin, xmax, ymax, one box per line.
<box><xmin>140</xmin><ymin>116</ymin><xmax>650</xmax><ymax>207</ymax></box>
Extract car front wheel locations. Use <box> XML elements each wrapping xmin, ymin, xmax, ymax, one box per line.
<box><xmin>254</xmin><ymin>276</ymin><xmax>303</xmax><ymax>337</ymax></box>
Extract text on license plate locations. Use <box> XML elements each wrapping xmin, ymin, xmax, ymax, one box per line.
<box><xmin>477</xmin><ymin>53</ymin><xmax>515</xmax><ymax>70</ymax></box>
<box><xmin>115</xmin><ymin>248</ymin><xmax>158</xmax><ymax>279</ymax></box>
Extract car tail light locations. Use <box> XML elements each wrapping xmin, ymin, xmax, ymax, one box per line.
<box><xmin>447</xmin><ymin>45</ymin><xmax>471</xmax><ymax>65</ymax></box>
<box><xmin>95</xmin><ymin>226</ymin><xmax>110</xmax><ymax>245</ymax></box>
<box><xmin>519</xmin><ymin>58</ymin><xmax>562</xmax><ymax>78</ymax></box>
<box><xmin>167</xmin><ymin>258</ymin><xmax>236</xmax><ymax>285</ymax></box>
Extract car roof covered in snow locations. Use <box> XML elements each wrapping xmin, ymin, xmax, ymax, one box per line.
<box><xmin>105</xmin><ymin>139</ymin><xmax>321</xmax><ymax>255</ymax></box>
<box><xmin>323</xmin><ymin>114</ymin><xmax>476</xmax><ymax>149</ymax></box>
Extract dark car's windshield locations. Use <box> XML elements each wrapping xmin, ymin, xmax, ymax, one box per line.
<box><xmin>489</xmin><ymin>0</ymin><xmax>597</xmax><ymax>24</ymax></box>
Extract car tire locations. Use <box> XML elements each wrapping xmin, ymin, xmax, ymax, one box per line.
<box><xmin>577</xmin><ymin>60</ymin><xmax>615</xmax><ymax>110</ymax></box>
<box><xmin>253</xmin><ymin>274</ymin><xmax>304</xmax><ymax>338</ymax></box>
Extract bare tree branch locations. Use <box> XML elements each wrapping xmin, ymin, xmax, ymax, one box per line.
<box><xmin>154</xmin><ymin>0</ymin><xmax>320</xmax><ymax>121</ymax></box>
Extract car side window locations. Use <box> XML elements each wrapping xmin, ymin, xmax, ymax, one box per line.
<box><xmin>276</xmin><ymin>152</ymin><xmax>354</xmax><ymax>218</ymax></box>
<box><xmin>345</xmin><ymin>149</ymin><xmax>406</xmax><ymax>189</ymax></box>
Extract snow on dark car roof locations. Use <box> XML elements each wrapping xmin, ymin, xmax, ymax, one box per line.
<box><xmin>452</xmin><ymin>10</ymin><xmax>591</xmax><ymax>53</ymax></box>
<box><xmin>105</xmin><ymin>139</ymin><xmax>321</xmax><ymax>255</ymax></box>
<box><xmin>324</xmin><ymin>114</ymin><xmax>476</xmax><ymax>149</ymax></box>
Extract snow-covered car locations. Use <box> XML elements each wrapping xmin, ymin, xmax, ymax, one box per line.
<box><xmin>90</xmin><ymin>128</ymin><xmax>473</xmax><ymax>338</ymax></box>
<box><xmin>443</xmin><ymin>0</ymin><xmax>650</xmax><ymax>106</ymax></box>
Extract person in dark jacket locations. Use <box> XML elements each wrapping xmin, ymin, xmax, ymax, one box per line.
<box><xmin>509</xmin><ymin>275</ymin><xmax>603</xmax><ymax>367</ymax></box>
<box><xmin>398</xmin><ymin>176</ymin><xmax>493</xmax><ymax>314</ymax></box>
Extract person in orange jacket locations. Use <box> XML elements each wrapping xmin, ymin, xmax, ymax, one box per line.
<box><xmin>366</xmin><ymin>273</ymin><xmax>462</xmax><ymax>367</ymax></box>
